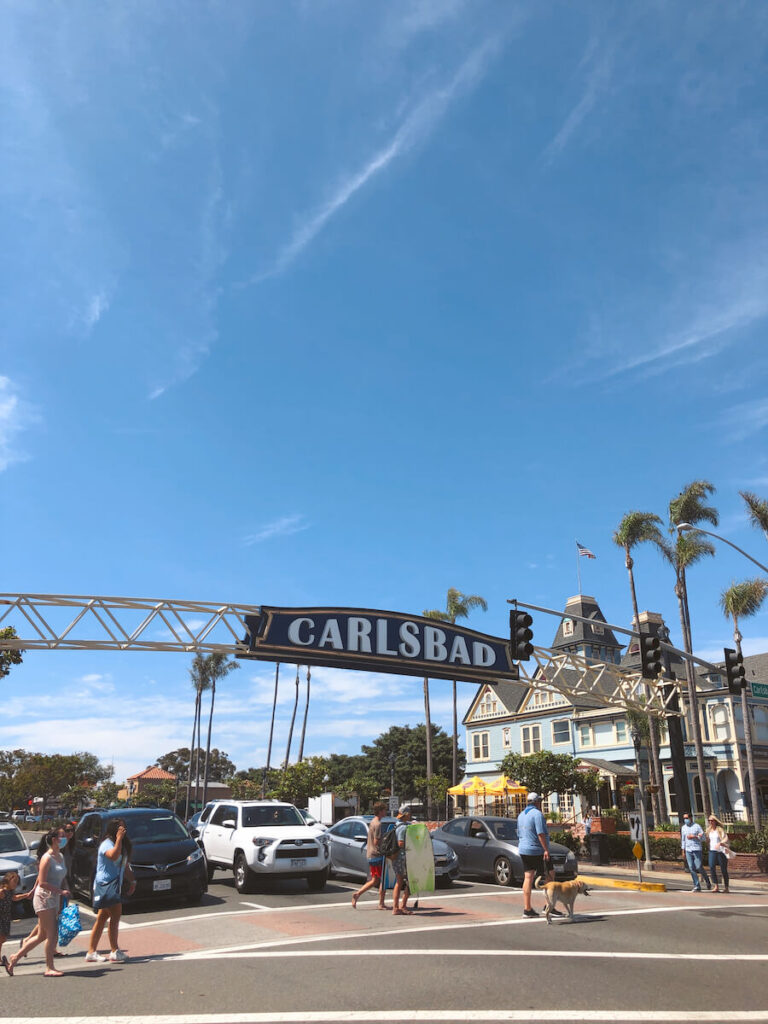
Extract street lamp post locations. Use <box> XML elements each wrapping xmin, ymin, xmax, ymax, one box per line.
<box><xmin>388</xmin><ymin>754</ymin><xmax>396</xmax><ymax>814</ymax></box>
<box><xmin>631</xmin><ymin>727</ymin><xmax>653</xmax><ymax>875</ymax></box>
<box><xmin>675</xmin><ymin>524</ymin><xmax>768</xmax><ymax>575</ymax></box>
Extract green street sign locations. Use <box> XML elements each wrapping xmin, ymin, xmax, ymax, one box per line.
<box><xmin>751</xmin><ymin>681</ymin><xmax>768</xmax><ymax>699</ymax></box>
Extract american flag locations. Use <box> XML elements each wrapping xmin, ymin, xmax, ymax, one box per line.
<box><xmin>577</xmin><ymin>542</ymin><xmax>596</xmax><ymax>559</ymax></box>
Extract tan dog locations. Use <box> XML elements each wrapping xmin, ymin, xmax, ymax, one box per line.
<box><xmin>535</xmin><ymin>876</ymin><xmax>590</xmax><ymax>923</ymax></box>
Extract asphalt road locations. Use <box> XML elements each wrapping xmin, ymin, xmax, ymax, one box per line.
<box><xmin>3</xmin><ymin>869</ymin><xmax>768</xmax><ymax>1023</ymax></box>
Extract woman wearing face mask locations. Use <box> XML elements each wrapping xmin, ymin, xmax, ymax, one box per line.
<box><xmin>6</xmin><ymin>828</ymin><xmax>71</xmax><ymax>977</ymax></box>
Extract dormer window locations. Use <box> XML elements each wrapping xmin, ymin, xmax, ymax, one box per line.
<box><xmin>563</xmin><ymin>619</ymin><xmax>574</xmax><ymax>637</ymax></box>
<box><xmin>592</xmin><ymin>623</ymin><xmax>604</xmax><ymax>635</ymax></box>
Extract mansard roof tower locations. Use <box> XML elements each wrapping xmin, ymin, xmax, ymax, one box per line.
<box><xmin>550</xmin><ymin>594</ymin><xmax>624</xmax><ymax>665</ymax></box>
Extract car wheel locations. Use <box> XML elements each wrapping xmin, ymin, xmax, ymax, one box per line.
<box><xmin>435</xmin><ymin>876</ymin><xmax>454</xmax><ymax>889</ymax></box>
<box><xmin>186</xmin><ymin>890</ymin><xmax>205</xmax><ymax>904</ymax></box>
<box><xmin>234</xmin><ymin>853</ymin><xmax>256</xmax><ymax>894</ymax></box>
<box><xmin>307</xmin><ymin>870</ymin><xmax>328</xmax><ymax>891</ymax></box>
<box><xmin>494</xmin><ymin>856</ymin><xmax>513</xmax><ymax>887</ymax></box>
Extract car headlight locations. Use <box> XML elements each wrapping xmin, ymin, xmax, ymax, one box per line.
<box><xmin>252</xmin><ymin>837</ymin><xmax>275</xmax><ymax>847</ymax></box>
<box><xmin>187</xmin><ymin>847</ymin><xmax>204</xmax><ymax>864</ymax></box>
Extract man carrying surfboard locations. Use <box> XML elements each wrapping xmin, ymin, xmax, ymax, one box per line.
<box><xmin>351</xmin><ymin>801</ymin><xmax>388</xmax><ymax>910</ymax></box>
<box><xmin>391</xmin><ymin>808</ymin><xmax>413</xmax><ymax>916</ymax></box>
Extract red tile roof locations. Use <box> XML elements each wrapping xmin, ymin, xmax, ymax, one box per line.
<box><xmin>126</xmin><ymin>766</ymin><xmax>176</xmax><ymax>781</ymax></box>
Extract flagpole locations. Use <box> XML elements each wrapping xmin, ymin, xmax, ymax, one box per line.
<box><xmin>576</xmin><ymin>541</ymin><xmax>582</xmax><ymax>595</ymax></box>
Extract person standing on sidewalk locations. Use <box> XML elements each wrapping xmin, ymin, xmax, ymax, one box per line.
<box><xmin>681</xmin><ymin>812</ymin><xmax>711</xmax><ymax>892</ymax></box>
<box><xmin>351</xmin><ymin>802</ymin><xmax>388</xmax><ymax>910</ymax></box>
<box><xmin>517</xmin><ymin>793</ymin><xmax>558</xmax><ymax>919</ymax></box>
<box><xmin>706</xmin><ymin>815</ymin><xmax>730</xmax><ymax>893</ymax></box>
<box><xmin>391</xmin><ymin>808</ymin><xmax>412</xmax><ymax>916</ymax></box>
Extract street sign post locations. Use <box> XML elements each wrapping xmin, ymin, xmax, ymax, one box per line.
<box><xmin>388</xmin><ymin>796</ymin><xmax>399</xmax><ymax>815</ymax></box>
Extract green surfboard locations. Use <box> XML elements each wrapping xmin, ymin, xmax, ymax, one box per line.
<box><xmin>405</xmin><ymin>822</ymin><xmax>435</xmax><ymax>896</ymax></box>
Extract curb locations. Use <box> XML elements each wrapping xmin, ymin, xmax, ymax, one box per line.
<box><xmin>578</xmin><ymin>873</ymin><xmax>666</xmax><ymax>892</ymax></box>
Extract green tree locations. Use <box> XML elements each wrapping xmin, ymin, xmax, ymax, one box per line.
<box><xmin>720</xmin><ymin>578</ymin><xmax>768</xmax><ymax>828</ymax></box>
<box><xmin>94</xmin><ymin>781</ymin><xmax>120</xmax><ymax>807</ymax></box>
<box><xmin>423</xmin><ymin>588</ymin><xmax>488</xmax><ymax>790</ymax></box>
<box><xmin>360</xmin><ymin>723</ymin><xmax>458</xmax><ymax>800</ymax></box>
<box><xmin>0</xmin><ymin>749</ymin><xmax>30</xmax><ymax>810</ymax></box>
<box><xmin>200</xmin><ymin>654</ymin><xmax>239</xmax><ymax>806</ymax></box>
<box><xmin>0</xmin><ymin>627</ymin><xmax>24</xmax><ymax>681</ymax></box>
<box><xmin>664</xmin><ymin>480</ymin><xmax>719</xmax><ymax>818</ymax></box>
<box><xmin>267</xmin><ymin>756</ymin><xmax>329</xmax><ymax>807</ymax></box>
<box><xmin>15</xmin><ymin>752</ymin><xmax>111</xmax><ymax>819</ymax></box>
<box><xmin>740</xmin><ymin>490</ymin><xmax>768</xmax><ymax>541</ymax></box>
<box><xmin>613</xmin><ymin>510</ymin><xmax>667</xmax><ymax>823</ymax></box>
<box><xmin>185</xmin><ymin>654</ymin><xmax>239</xmax><ymax>813</ymax></box>
<box><xmin>136</xmin><ymin>780</ymin><xmax>178</xmax><ymax>810</ymax></box>
<box><xmin>186</xmin><ymin>654</ymin><xmax>210</xmax><ymax>817</ymax></box>
<box><xmin>499</xmin><ymin>750</ymin><xmax>599</xmax><ymax>804</ymax></box>
<box><xmin>157</xmin><ymin>747</ymin><xmax>236</xmax><ymax>781</ymax></box>
<box><xmin>228</xmin><ymin>777</ymin><xmax>263</xmax><ymax>800</ymax></box>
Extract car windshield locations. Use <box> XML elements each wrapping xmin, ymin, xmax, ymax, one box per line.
<box><xmin>124</xmin><ymin>815</ymin><xmax>188</xmax><ymax>843</ymax></box>
<box><xmin>0</xmin><ymin>828</ymin><xmax>26</xmax><ymax>854</ymax></box>
<box><xmin>242</xmin><ymin>806</ymin><xmax>304</xmax><ymax>827</ymax></box>
<box><xmin>487</xmin><ymin>821</ymin><xmax>518</xmax><ymax>841</ymax></box>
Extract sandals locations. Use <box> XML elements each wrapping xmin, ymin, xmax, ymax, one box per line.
<box><xmin>351</xmin><ymin>894</ymin><xmax>359</xmax><ymax>909</ymax></box>
<box><xmin>2</xmin><ymin>955</ymin><xmax>13</xmax><ymax>977</ymax></box>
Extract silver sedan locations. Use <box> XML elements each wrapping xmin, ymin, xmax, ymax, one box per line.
<box><xmin>326</xmin><ymin>815</ymin><xmax>459</xmax><ymax>887</ymax></box>
<box><xmin>431</xmin><ymin>815</ymin><xmax>578</xmax><ymax>886</ymax></box>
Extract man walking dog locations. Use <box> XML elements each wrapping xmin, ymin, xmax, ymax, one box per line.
<box><xmin>517</xmin><ymin>792</ymin><xmax>561</xmax><ymax>919</ymax></box>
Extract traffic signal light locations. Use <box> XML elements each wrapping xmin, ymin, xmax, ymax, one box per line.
<box><xmin>724</xmin><ymin>648</ymin><xmax>746</xmax><ymax>695</ymax></box>
<box><xmin>510</xmin><ymin>609</ymin><xmax>534</xmax><ymax>660</ymax></box>
<box><xmin>639</xmin><ymin>632</ymin><xmax>662</xmax><ymax>678</ymax></box>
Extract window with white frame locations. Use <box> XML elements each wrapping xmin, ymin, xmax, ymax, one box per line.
<box><xmin>710</xmin><ymin>704</ymin><xmax>730</xmax><ymax>742</ymax></box>
<box><xmin>578</xmin><ymin>724</ymin><xmax>594</xmax><ymax>747</ymax></box>
<box><xmin>476</xmin><ymin>691</ymin><xmax>498</xmax><ymax>718</ymax></box>
<box><xmin>502</xmin><ymin>727</ymin><xmax>511</xmax><ymax>748</ymax></box>
<box><xmin>614</xmin><ymin>719</ymin><xmax>627</xmax><ymax>744</ymax></box>
<box><xmin>563</xmin><ymin>619</ymin><xmax>574</xmax><ymax>637</ymax></box>
<box><xmin>521</xmin><ymin>724</ymin><xmax>541</xmax><ymax>754</ymax></box>
<box><xmin>552</xmin><ymin>719</ymin><xmax>570</xmax><ymax>744</ymax></box>
<box><xmin>472</xmin><ymin>731</ymin><xmax>490</xmax><ymax>760</ymax></box>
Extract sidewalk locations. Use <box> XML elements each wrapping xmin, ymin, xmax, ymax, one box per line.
<box><xmin>579</xmin><ymin>860</ymin><xmax>768</xmax><ymax>893</ymax></box>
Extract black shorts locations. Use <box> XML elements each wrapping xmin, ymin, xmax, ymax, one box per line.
<box><xmin>521</xmin><ymin>853</ymin><xmax>547</xmax><ymax>874</ymax></box>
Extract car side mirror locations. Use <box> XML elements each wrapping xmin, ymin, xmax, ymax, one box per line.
<box><xmin>223</xmin><ymin>819</ymin><xmax>236</xmax><ymax>829</ymax></box>
<box><xmin>27</xmin><ymin>841</ymin><xmax>39</xmax><ymax>853</ymax></box>
<box><xmin>190</xmin><ymin>827</ymin><xmax>199</xmax><ymax>839</ymax></box>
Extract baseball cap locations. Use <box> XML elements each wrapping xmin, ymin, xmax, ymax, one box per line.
<box><xmin>527</xmin><ymin>792</ymin><xmax>541</xmax><ymax>803</ymax></box>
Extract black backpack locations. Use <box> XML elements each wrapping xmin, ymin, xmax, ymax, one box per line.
<box><xmin>380</xmin><ymin>824</ymin><xmax>400</xmax><ymax>859</ymax></box>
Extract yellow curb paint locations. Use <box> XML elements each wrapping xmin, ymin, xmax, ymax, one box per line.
<box><xmin>578</xmin><ymin>874</ymin><xmax>666</xmax><ymax>892</ymax></box>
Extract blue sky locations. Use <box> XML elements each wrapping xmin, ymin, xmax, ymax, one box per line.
<box><xmin>2</xmin><ymin>1</ymin><xmax>768</xmax><ymax>786</ymax></box>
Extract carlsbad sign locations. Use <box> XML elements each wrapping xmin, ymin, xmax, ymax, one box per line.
<box><xmin>240</xmin><ymin>607</ymin><xmax>519</xmax><ymax>683</ymax></box>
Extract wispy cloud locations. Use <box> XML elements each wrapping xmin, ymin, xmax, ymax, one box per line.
<box><xmin>243</xmin><ymin>513</ymin><xmax>309</xmax><ymax>546</ymax></box>
<box><xmin>0</xmin><ymin>376</ymin><xmax>38</xmax><ymax>471</ymax></box>
<box><xmin>83</xmin><ymin>290</ymin><xmax>111</xmax><ymax>330</ymax></box>
<box><xmin>541</xmin><ymin>39</ymin><xmax>616</xmax><ymax>166</ymax></box>
<box><xmin>720</xmin><ymin>397</ymin><xmax>768</xmax><ymax>443</ymax></box>
<box><xmin>247</xmin><ymin>36</ymin><xmax>501</xmax><ymax>284</ymax></box>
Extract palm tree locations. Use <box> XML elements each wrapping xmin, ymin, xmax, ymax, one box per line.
<box><xmin>284</xmin><ymin>664</ymin><xmax>301</xmax><ymax>767</ymax></box>
<box><xmin>423</xmin><ymin>588</ymin><xmax>488</xmax><ymax>788</ymax></box>
<box><xmin>740</xmin><ymin>490</ymin><xmax>768</xmax><ymax>542</ymax></box>
<box><xmin>665</xmin><ymin>480</ymin><xmax>719</xmax><ymax>818</ymax></box>
<box><xmin>720</xmin><ymin>578</ymin><xmax>768</xmax><ymax>828</ymax></box>
<box><xmin>613</xmin><ymin>511</ymin><xmax>667</xmax><ymax>823</ymax></box>
<box><xmin>186</xmin><ymin>654</ymin><xmax>211</xmax><ymax>817</ymax></box>
<box><xmin>297</xmin><ymin>665</ymin><xmax>311</xmax><ymax>762</ymax></box>
<box><xmin>263</xmin><ymin>662</ymin><xmax>280</xmax><ymax>797</ymax></box>
<box><xmin>200</xmin><ymin>653</ymin><xmax>239</xmax><ymax>806</ymax></box>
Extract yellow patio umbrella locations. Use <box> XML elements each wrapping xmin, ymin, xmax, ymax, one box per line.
<box><xmin>447</xmin><ymin>775</ymin><xmax>490</xmax><ymax>795</ymax></box>
<box><xmin>485</xmin><ymin>775</ymin><xmax>527</xmax><ymax>796</ymax></box>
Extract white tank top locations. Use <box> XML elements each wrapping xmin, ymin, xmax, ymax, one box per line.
<box><xmin>707</xmin><ymin>828</ymin><xmax>722</xmax><ymax>851</ymax></box>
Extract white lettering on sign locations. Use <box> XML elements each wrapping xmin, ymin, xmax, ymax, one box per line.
<box><xmin>376</xmin><ymin>618</ymin><xmax>397</xmax><ymax>656</ymax></box>
<box><xmin>399</xmin><ymin>620</ymin><xmax>420</xmax><ymax>657</ymax></box>
<box><xmin>282</xmin><ymin>615</ymin><xmax>501</xmax><ymax>670</ymax></box>
<box><xmin>318</xmin><ymin>619</ymin><xmax>343</xmax><ymax>649</ymax></box>
<box><xmin>347</xmin><ymin>617</ymin><xmax>372</xmax><ymax>653</ymax></box>
<box><xmin>473</xmin><ymin>642</ymin><xmax>495</xmax><ymax>667</ymax></box>
<box><xmin>424</xmin><ymin>625</ymin><xmax>448</xmax><ymax>661</ymax></box>
<box><xmin>288</xmin><ymin>618</ymin><xmax>315</xmax><ymax>645</ymax></box>
<box><xmin>448</xmin><ymin>635</ymin><xmax>471</xmax><ymax>664</ymax></box>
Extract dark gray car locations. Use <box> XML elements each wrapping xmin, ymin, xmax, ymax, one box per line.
<box><xmin>431</xmin><ymin>816</ymin><xmax>578</xmax><ymax>887</ymax></box>
<box><xmin>326</xmin><ymin>815</ymin><xmax>459</xmax><ymax>887</ymax></box>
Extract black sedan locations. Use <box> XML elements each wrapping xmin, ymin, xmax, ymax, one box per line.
<box><xmin>70</xmin><ymin>807</ymin><xmax>207</xmax><ymax>905</ymax></box>
<box><xmin>431</xmin><ymin>816</ymin><xmax>578</xmax><ymax>887</ymax></box>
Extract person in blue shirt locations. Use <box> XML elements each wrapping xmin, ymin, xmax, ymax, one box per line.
<box><xmin>516</xmin><ymin>792</ymin><xmax>559</xmax><ymax>919</ymax></box>
<box><xmin>680</xmin><ymin>811</ymin><xmax>712</xmax><ymax>892</ymax></box>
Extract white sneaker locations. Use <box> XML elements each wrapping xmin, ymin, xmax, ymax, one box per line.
<box><xmin>85</xmin><ymin>952</ymin><xmax>107</xmax><ymax>963</ymax></box>
<box><xmin>109</xmin><ymin>949</ymin><xmax>127</xmax><ymax>963</ymax></box>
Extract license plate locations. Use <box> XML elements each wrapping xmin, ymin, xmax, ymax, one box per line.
<box><xmin>290</xmin><ymin>858</ymin><xmax>307</xmax><ymax>868</ymax></box>
<box><xmin>153</xmin><ymin>879</ymin><xmax>172</xmax><ymax>891</ymax></box>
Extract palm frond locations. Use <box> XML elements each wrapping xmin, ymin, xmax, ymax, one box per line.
<box><xmin>740</xmin><ymin>490</ymin><xmax>768</xmax><ymax>540</ymax></box>
<box><xmin>720</xmin><ymin>578</ymin><xmax>768</xmax><ymax>620</ymax></box>
<box><xmin>613</xmin><ymin>510</ymin><xmax>665</xmax><ymax>550</ymax></box>
<box><xmin>669</xmin><ymin>480</ymin><xmax>719</xmax><ymax>528</ymax></box>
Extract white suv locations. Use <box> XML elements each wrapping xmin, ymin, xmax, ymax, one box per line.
<box><xmin>200</xmin><ymin>800</ymin><xmax>330</xmax><ymax>892</ymax></box>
